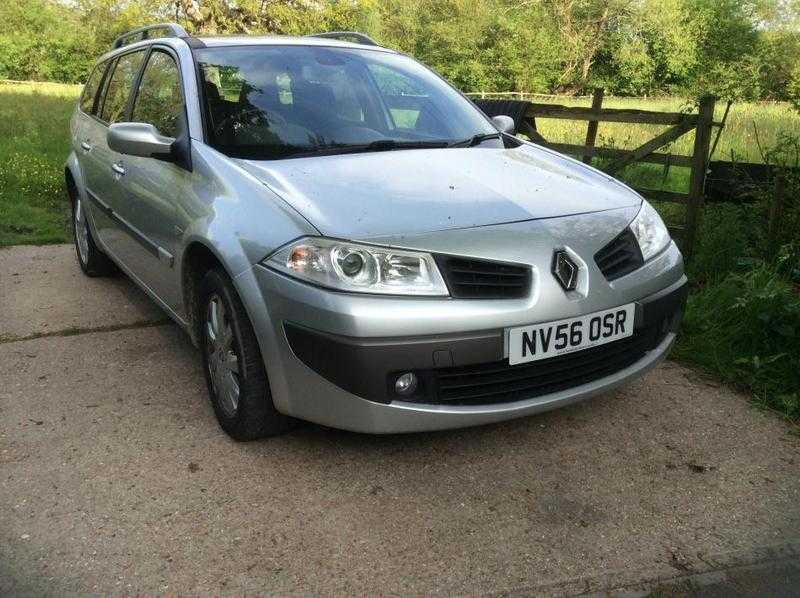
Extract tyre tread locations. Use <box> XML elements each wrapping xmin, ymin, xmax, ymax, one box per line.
<box><xmin>199</xmin><ymin>268</ymin><xmax>293</xmax><ymax>440</ymax></box>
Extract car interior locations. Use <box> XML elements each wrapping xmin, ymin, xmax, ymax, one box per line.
<box><xmin>200</xmin><ymin>60</ymin><xmax>454</xmax><ymax>153</ymax></box>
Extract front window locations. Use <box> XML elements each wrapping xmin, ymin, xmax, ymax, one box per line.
<box><xmin>195</xmin><ymin>46</ymin><xmax>497</xmax><ymax>159</ymax></box>
<box><xmin>100</xmin><ymin>50</ymin><xmax>146</xmax><ymax>124</ymax></box>
<box><xmin>132</xmin><ymin>51</ymin><xmax>184</xmax><ymax>138</ymax></box>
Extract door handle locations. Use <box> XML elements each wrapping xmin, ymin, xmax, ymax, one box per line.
<box><xmin>111</xmin><ymin>162</ymin><xmax>126</xmax><ymax>176</ymax></box>
<box><xmin>80</xmin><ymin>141</ymin><xmax>92</xmax><ymax>152</ymax></box>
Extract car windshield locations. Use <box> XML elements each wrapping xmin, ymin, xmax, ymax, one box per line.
<box><xmin>195</xmin><ymin>45</ymin><xmax>498</xmax><ymax>160</ymax></box>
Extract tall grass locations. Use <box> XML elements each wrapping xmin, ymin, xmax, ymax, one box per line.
<box><xmin>533</xmin><ymin>96</ymin><xmax>800</xmax><ymax>163</ymax></box>
<box><xmin>0</xmin><ymin>81</ymin><xmax>79</xmax><ymax>246</ymax></box>
<box><xmin>675</xmin><ymin>264</ymin><xmax>800</xmax><ymax>421</ymax></box>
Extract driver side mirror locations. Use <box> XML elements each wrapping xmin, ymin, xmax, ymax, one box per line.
<box><xmin>491</xmin><ymin>115</ymin><xmax>515</xmax><ymax>135</ymax></box>
<box><xmin>107</xmin><ymin>122</ymin><xmax>175</xmax><ymax>160</ymax></box>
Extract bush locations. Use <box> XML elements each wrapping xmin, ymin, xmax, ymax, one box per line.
<box><xmin>686</xmin><ymin>203</ymin><xmax>753</xmax><ymax>284</ymax></box>
<box><xmin>674</xmin><ymin>130</ymin><xmax>800</xmax><ymax>422</ymax></box>
<box><xmin>675</xmin><ymin>265</ymin><xmax>800</xmax><ymax>421</ymax></box>
<box><xmin>789</xmin><ymin>63</ymin><xmax>800</xmax><ymax>111</ymax></box>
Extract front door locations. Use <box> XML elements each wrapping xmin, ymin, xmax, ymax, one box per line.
<box><xmin>110</xmin><ymin>48</ymin><xmax>188</xmax><ymax>310</ymax></box>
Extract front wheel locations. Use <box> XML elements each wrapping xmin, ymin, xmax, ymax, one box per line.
<box><xmin>199</xmin><ymin>268</ymin><xmax>293</xmax><ymax>440</ymax></box>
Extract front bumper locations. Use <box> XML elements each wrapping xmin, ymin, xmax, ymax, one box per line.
<box><xmin>284</xmin><ymin>276</ymin><xmax>685</xmax><ymax>406</ymax></box>
<box><xmin>237</xmin><ymin>240</ymin><xmax>686</xmax><ymax>434</ymax></box>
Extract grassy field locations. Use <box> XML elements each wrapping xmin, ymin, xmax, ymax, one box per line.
<box><xmin>532</xmin><ymin>95</ymin><xmax>800</xmax><ymax>164</ymax></box>
<box><xmin>533</xmin><ymin>96</ymin><xmax>800</xmax><ymax>216</ymax></box>
<box><xmin>0</xmin><ymin>81</ymin><xmax>80</xmax><ymax>246</ymax></box>
<box><xmin>1</xmin><ymin>81</ymin><xmax>798</xmax><ymax>246</ymax></box>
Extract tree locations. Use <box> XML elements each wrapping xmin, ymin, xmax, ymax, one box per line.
<box><xmin>540</xmin><ymin>0</ymin><xmax>635</xmax><ymax>92</ymax></box>
<box><xmin>0</xmin><ymin>0</ymin><xmax>96</xmax><ymax>81</ymax></box>
<box><xmin>689</xmin><ymin>0</ymin><xmax>763</xmax><ymax>99</ymax></box>
<box><xmin>789</xmin><ymin>63</ymin><xmax>800</xmax><ymax>110</ymax></box>
<box><xmin>0</xmin><ymin>0</ymin><xmax>797</xmax><ymax>98</ymax></box>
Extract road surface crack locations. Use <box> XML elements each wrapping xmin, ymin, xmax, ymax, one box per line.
<box><xmin>0</xmin><ymin>319</ymin><xmax>171</xmax><ymax>344</ymax></box>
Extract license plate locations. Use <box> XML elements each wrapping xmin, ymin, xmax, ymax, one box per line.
<box><xmin>507</xmin><ymin>303</ymin><xmax>635</xmax><ymax>365</ymax></box>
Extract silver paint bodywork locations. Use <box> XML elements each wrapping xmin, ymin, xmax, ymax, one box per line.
<box><xmin>66</xmin><ymin>34</ymin><xmax>685</xmax><ymax>433</ymax></box>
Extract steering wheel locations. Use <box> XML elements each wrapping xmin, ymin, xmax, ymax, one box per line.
<box><xmin>213</xmin><ymin>108</ymin><xmax>289</xmax><ymax>138</ymax></box>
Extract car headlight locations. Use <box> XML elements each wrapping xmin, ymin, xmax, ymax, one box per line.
<box><xmin>264</xmin><ymin>237</ymin><xmax>449</xmax><ymax>296</ymax></box>
<box><xmin>630</xmin><ymin>201</ymin><xmax>670</xmax><ymax>261</ymax></box>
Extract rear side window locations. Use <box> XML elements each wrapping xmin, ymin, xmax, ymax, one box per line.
<box><xmin>131</xmin><ymin>51</ymin><xmax>183</xmax><ymax>138</ymax></box>
<box><xmin>100</xmin><ymin>50</ymin><xmax>145</xmax><ymax>124</ymax></box>
<box><xmin>79</xmin><ymin>64</ymin><xmax>105</xmax><ymax>114</ymax></box>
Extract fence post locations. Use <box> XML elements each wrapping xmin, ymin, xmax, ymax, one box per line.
<box><xmin>582</xmin><ymin>88</ymin><xmax>604</xmax><ymax>164</ymax></box>
<box><xmin>683</xmin><ymin>95</ymin><xmax>715</xmax><ymax>260</ymax></box>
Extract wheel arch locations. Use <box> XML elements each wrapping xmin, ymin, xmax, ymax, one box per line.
<box><xmin>64</xmin><ymin>152</ymin><xmax>85</xmax><ymax>208</ymax></box>
<box><xmin>64</xmin><ymin>167</ymin><xmax>77</xmax><ymax>207</ymax></box>
<box><xmin>180</xmin><ymin>240</ymin><xmax>233</xmax><ymax>347</ymax></box>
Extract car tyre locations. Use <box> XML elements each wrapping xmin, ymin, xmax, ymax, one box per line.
<box><xmin>199</xmin><ymin>268</ymin><xmax>294</xmax><ymax>440</ymax></box>
<box><xmin>72</xmin><ymin>194</ymin><xmax>117</xmax><ymax>277</ymax></box>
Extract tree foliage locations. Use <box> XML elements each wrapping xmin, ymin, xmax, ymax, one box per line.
<box><xmin>1</xmin><ymin>0</ymin><xmax>798</xmax><ymax>101</ymax></box>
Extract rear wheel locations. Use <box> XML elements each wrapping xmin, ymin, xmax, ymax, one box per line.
<box><xmin>199</xmin><ymin>268</ymin><xmax>293</xmax><ymax>440</ymax></box>
<box><xmin>72</xmin><ymin>195</ymin><xmax>116</xmax><ymax>277</ymax></box>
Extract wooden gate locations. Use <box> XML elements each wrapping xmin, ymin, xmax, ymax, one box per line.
<box><xmin>475</xmin><ymin>91</ymin><xmax>717</xmax><ymax>259</ymax></box>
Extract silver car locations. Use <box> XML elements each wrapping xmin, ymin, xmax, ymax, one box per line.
<box><xmin>66</xmin><ymin>24</ymin><xmax>687</xmax><ymax>440</ymax></box>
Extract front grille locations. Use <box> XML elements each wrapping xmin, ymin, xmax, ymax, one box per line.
<box><xmin>595</xmin><ymin>228</ymin><xmax>644</xmax><ymax>281</ymax></box>
<box><xmin>435</xmin><ymin>255</ymin><xmax>531</xmax><ymax>299</ymax></box>
<box><xmin>428</xmin><ymin>327</ymin><xmax>657</xmax><ymax>405</ymax></box>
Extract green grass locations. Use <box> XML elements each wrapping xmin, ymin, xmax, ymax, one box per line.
<box><xmin>0</xmin><ymin>81</ymin><xmax>80</xmax><ymax>246</ymax></box>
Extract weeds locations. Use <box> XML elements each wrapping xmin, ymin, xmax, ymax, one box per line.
<box><xmin>675</xmin><ymin>264</ymin><xmax>800</xmax><ymax>421</ymax></box>
<box><xmin>675</xmin><ymin>138</ymin><xmax>800</xmax><ymax>423</ymax></box>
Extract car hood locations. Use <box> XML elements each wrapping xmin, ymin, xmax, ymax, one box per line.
<box><xmin>238</xmin><ymin>144</ymin><xmax>641</xmax><ymax>239</ymax></box>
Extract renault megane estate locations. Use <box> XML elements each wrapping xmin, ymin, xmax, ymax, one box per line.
<box><xmin>66</xmin><ymin>24</ymin><xmax>687</xmax><ymax>440</ymax></box>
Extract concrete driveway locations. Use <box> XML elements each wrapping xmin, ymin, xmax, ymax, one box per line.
<box><xmin>1</xmin><ymin>244</ymin><xmax>799</xmax><ymax>596</ymax></box>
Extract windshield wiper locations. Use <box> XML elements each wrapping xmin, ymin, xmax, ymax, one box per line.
<box><xmin>366</xmin><ymin>139</ymin><xmax>451</xmax><ymax>150</ymax></box>
<box><xmin>272</xmin><ymin>139</ymin><xmax>451</xmax><ymax>159</ymax></box>
<box><xmin>345</xmin><ymin>139</ymin><xmax>451</xmax><ymax>153</ymax></box>
<box><xmin>449</xmin><ymin>132</ymin><xmax>502</xmax><ymax>148</ymax></box>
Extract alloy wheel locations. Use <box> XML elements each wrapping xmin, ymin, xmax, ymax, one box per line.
<box><xmin>206</xmin><ymin>294</ymin><xmax>241</xmax><ymax>417</ymax></box>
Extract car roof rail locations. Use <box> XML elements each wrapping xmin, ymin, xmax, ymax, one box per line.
<box><xmin>112</xmin><ymin>23</ymin><xmax>189</xmax><ymax>49</ymax></box>
<box><xmin>306</xmin><ymin>31</ymin><xmax>380</xmax><ymax>46</ymax></box>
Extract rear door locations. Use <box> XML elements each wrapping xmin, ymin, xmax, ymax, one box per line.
<box><xmin>73</xmin><ymin>61</ymin><xmax>106</xmax><ymax>170</ymax></box>
<box><xmin>74</xmin><ymin>60</ymin><xmax>115</xmax><ymax>239</ymax></box>
<box><xmin>85</xmin><ymin>49</ymin><xmax>147</xmax><ymax>258</ymax></box>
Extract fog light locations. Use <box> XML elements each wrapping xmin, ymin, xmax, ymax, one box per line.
<box><xmin>394</xmin><ymin>372</ymin><xmax>418</xmax><ymax>396</ymax></box>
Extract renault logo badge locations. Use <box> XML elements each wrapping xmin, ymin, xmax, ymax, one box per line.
<box><xmin>552</xmin><ymin>250</ymin><xmax>578</xmax><ymax>291</ymax></box>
